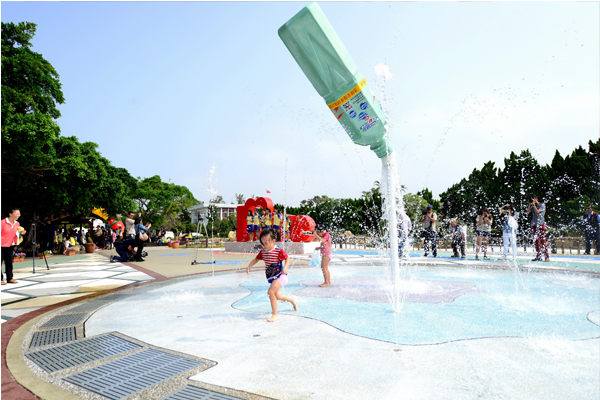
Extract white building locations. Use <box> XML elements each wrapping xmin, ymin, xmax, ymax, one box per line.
<box><xmin>188</xmin><ymin>202</ymin><xmax>242</xmax><ymax>225</ymax></box>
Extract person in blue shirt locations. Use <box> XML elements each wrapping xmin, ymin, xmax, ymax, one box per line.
<box><xmin>134</xmin><ymin>217</ymin><xmax>151</xmax><ymax>262</ymax></box>
<box><xmin>110</xmin><ymin>238</ymin><xmax>136</xmax><ymax>263</ymax></box>
<box><xmin>583</xmin><ymin>205</ymin><xmax>600</xmax><ymax>255</ymax></box>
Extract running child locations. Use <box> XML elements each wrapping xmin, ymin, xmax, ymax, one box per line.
<box><xmin>314</xmin><ymin>224</ymin><xmax>332</xmax><ymax>287</ymax></box>
<box><xmin>246</xmin><ymin>229</ymin><xmax>297</xmax><ymax>322</ymax></box>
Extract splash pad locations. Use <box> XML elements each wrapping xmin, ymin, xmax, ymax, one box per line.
<box><xmin>84</xmin><ymin>256</ymin><xmax>600</xmax><ymax>399</ymax></box>
<box><xmin>85</xmin><ymin>3</ymin><xmax>600</xmax><ymax>399</ymax></box>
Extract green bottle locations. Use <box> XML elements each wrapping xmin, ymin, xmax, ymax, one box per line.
<box><xmin>278</xmin><ymin>2</ymin><xmax>392</xmax><ymax>159</ymax></box>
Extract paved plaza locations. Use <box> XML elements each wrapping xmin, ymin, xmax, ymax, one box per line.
<box><xmin>2</xmin><ymin>247</ymin><xmax>599</xmax><ymax>400</ymax></box>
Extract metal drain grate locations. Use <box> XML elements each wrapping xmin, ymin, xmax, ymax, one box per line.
<box><xmin>30</xmin><ymin>328</ymin><xmax>76</xmax><ymax>348</ymax></box>
<box><xmin>65</xmin><ymin>302</ymin><xmax>104</xmax><ymax>313</ymax></box>
<box><xmin>64</xmin><ymin>349</ymin><xmax>203</xmax><ymax>400</ymax></box>
<box><xmin>161</xmin><ymin>386</ymin><xmax>245</xmax><ymax>400</ymax></box>
<box><xmin>26</xmin><ymin>334</ymin><xmax>140</xmax><ymax>373</ymax></box>
<box><xmin>96</xmin><ymin>294</ymin><xmax>130</xmax><ymax>302</ymax></box>
<box><xmin>41</xmin><ymin>313</ymin><xmax>87</xmax><ymax>328</ymax></box>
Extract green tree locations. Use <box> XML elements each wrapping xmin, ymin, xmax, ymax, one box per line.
<box><xmin>211</xmin><ymin>195</ymin><xmax>225</xmax><ymax>204</ymax></box>
<box><xmin>234</xmin><ymin>193</ymin><xmax>245</xmax><ymax>204</ymax></box>
<box><xmin>1</xmin><ymin>22</ymin><xmax>136</xmax><ymax>219</ymax></box>
<box><xmin>133</xmin><ymin>175</ymin><xmax>197</xmax><ymax>228</ymax></box>
<box><xmin>2</xmin><ymin>22</ymin><xmax>63</xmax><ymax>176</ymax></box>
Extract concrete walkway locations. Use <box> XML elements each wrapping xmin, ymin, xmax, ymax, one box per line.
<box><xmin>2</xmin><ymin>247</ymin><xmax>599</xmax><ymax>400</ymax></box>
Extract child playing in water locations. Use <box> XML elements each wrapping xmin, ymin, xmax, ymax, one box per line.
<box><xmin>246</xmin><ymin>229</ymin><xmax>297</xmax><ymax>322</ymax></box>
<box><xmin>314</xmin><ymin>224</ymin><xmax>332</xmax><ymax>287</ymax></box>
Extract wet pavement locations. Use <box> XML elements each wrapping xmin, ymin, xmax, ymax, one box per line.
<box><xmin>2</xmin><ymin>247</ymin><xmax>599</xmax><ymax>400</ymax></box>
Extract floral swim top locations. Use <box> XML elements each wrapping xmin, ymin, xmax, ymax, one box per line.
<box><xmin>320</xmin><ymin>232</ymin><xmax>332</xmax><ymax>257</ymax></box>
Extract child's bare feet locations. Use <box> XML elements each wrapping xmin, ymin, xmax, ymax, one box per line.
<box><xmin>319</xmin><ymin>283</ymin><xmax>331</xmax><ymax>287</ymax></box>
<box><xmin>267</xmin><ymin>314</ymin><xmax>279</xmax><ymax>322</ymax></box>
<box><xmin>290</xmin><ymin>297</ymin><xmax>297</xmax><ymax>311</ymax></box>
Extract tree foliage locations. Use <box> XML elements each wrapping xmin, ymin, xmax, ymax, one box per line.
<box><xmin>440</xmin><ymin>140</ymin><xmax>599</xmax><ymax>236</ymax></box>
<box><xmin>133</xmin><ymin>175</ymin><xmax>197</xmax><ymax>228</ymax></box>
<box><xmin>1</xmin><ymin>22</ymin><xmax>136</xmax><ymax>219</ymax></box>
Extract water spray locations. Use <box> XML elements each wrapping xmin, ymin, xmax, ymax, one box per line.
<box><xmin>279</xmin><ymin>1</ymin><xmax>403</xmax><ymax>312</ymax></box>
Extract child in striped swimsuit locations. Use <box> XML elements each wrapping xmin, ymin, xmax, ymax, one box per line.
<box><xmin>247</xmin><ymin>229</ymin><xmax>297</xmax><ymax>322</ymax></box>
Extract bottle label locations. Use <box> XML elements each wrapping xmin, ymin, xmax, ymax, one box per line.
<box><xmin>327</xmin><ymin>78</ymin><xmax>367</xmax><ymax>110</ymax></box>
<box><xmin>330</xmin><ymin>81</ymin><xmax>386</xmax><ymax>142</ymax></box>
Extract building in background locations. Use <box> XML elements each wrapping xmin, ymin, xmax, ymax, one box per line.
<box><xmin>188</xmin><ymin>202</ymin><xmax>242</xmax><ymax>225</ymax></box>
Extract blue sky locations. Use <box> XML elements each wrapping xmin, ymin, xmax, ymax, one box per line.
<box><xmin>2</xmin><ymin>1</ymin><xmax>598</xmax><ymax>206</ymax></box>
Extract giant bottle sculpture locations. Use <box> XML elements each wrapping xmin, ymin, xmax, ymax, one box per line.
<box><xmin>278</xmin><ymin>2</ymin><xmax>392</xmax><ymax>158</ymax></box>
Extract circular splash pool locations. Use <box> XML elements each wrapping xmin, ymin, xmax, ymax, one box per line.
<box><xmin>85</xmin><ymin>262</ymin><xmax>600</xmax><ymax>400</ymax></box>
<box><xmin>235</xmin><ymin>265</ymin><xmax>600</xmax><ymax>344</ymax></box>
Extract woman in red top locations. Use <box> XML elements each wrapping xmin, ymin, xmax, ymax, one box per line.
<box><xmin>247</xmin><ymin>229</ymin><xmax>297</xmax><ymax>322</ymax></box>
<box><xmin>1</xmin><ymin>208</ymin><xmax>26</xmax><ymax>284</ymax></box>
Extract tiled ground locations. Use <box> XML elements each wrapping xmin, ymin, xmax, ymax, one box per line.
<box><xmin>1</xmin><ymin>254</ymin><xmax>154</xmax><ymax>322</ymax></box>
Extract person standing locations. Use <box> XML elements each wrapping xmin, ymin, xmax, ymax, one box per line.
<box><xmin>527</xmin><ymin>194</ymin><xmax>549</xmax><ymax>262</ymax></box>
<box><xmin>43</xmin><ymin>218</ymin><xmax>57</xmax><ymax>252</ymax></box>
<box><xmin>475</xmin><ymin>207</ymin><xmax>493</xmax><ymax>260</ymax></box>
<box><xmin>264</xmin><ymin>209</ymin><xmax>273</xmax><ymax>230</ymax></box>
<box><xmin>1</xmin><ymin>208</ymin><xmax>26</xmax><ymax>285</ymax></box>
<box><xmin>125</xmin><ymin>211</ymin><xmax>136</xmax><ymax>240</ymax></box>
<box><xmin>246</xmin><ymin>210</ymin><xmax>255</xmax><ymax>241</ymax></box>
<box><xmin>134</xmin><ymin>217</ymin><xmax>151</xmax><ymax>262</ymax></box>
<box><xmin>272</xmin><ymin>208</ymin><xmax>282</xmax><ymax>242</ymax></box>
<box><xmin>397</xmin><ymin>215</ymin><xmax>412</xmax><ymax>258</ymax></box>
<box><xmin>448</xmin><ymin>219</ymin><xmax>466</xmax><ymax>258</ymax></box>
<box><xmin>314</xmin><ymin>224</ymin><xmax>332</xmax><ymax>287</ymax></box>
<box><xmin>499</xmin><ymin>204</ymin><xmax>518</xmax><ymax>259</ymax></box>
<box><xmin>583</xmin><ymin>205</ymin><xmax>600</xmax><ymax>255</ymax></box>
<box><xmin>420</xmin><ymin>205</ymin><xmax>437</xmax><ymax>257</ymax></box>
<box><xmin>253</xmin><ymin>210</ymin><xmax>261</xmax><ymax>241</ymax></box>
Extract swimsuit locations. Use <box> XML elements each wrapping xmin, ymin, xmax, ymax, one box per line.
<box><xmin>256</xmin><ymin>246</ymin><xmax>288</xmax><ymax>283</ymax></box>
<box><xmin>265</xmin><ymin>262</ymin><xmax>283</xmax><ymax>283</ymax></box>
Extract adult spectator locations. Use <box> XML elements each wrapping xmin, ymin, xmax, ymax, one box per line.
<box><xmin>93</xmin><ymin>226</ymin><xmax>103</xmax><ymax>248</ymax></box>
<box><xmin>105</xmin><ymin>228</ymin><xmax>114</xmax><ymax>250</ymax></box>
<box><xmin>448</xmin><ymin>219</ymin><xmax>466</xmax><ymax>258</ymax></box>
<box><xmin>125</xmin><ymin>211</ymin><xmax>136</xmax><ymax>239</ymax></box>
<box><xmin>499</xmin><ymin>204</ymin><xmax>518</xmax><ymax>259</ymax></box>
<box><xmin>43</xmin><ymin>218</ymin><xmax>57</xmax><ymax>252</ymax></box>
<box><xmin>420</xmin><ymin>204</ymin><xmax>437</xmax><ymax>257</ymax></box>
<box><xmin>475</xmin><ymin>207</ymin><xmax>493</xmax><ymax>260</ymax></box>
<box><xmin>110</xmin><ymin>237</ymin><xmax>136</xmax><ymax>263</ymax></box>
<box><xmin>134</xmin><ymin>217</ymin><xmax>151</xmax><ymax>262</ymax></box>
<box><xmin>527</xmin><ymin>194</ymin><xmax>549</xmax><ymax>262</ymax></box>
<box><xmin>97</xmin><ymin>227</ymin><xmax>106</xmax><ymax>249</ymax></box>
<box><xmin>397</xmin><ymin>215</ymin><xmax>412</xmax><ymax>258</ymax></box>
<box><xmin>1</xmin><ymin>208</ymin><xmax>26</xmax><ymax>284</ymax></box>
<box><xmin>583</xmin><ymin>205</ymin><xmax>600</xmax><ymax>255</ymax></box>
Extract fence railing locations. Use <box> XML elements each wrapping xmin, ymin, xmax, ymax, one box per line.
<box><xmin>330</xmin><ymin>235</ymin><xmax>593</xmax><ymax>255</ymax></box>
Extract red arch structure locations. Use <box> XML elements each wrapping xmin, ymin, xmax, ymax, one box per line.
<box><xmin>236</xmin><ymin>197</ymin><xmax>315</xmax><ymax>243</ymax></box>
<box><xmin>236</xmin><ymin>197</ymin><xmax>274</xmax><ymax>242</ymax></box>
